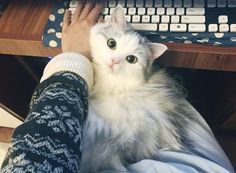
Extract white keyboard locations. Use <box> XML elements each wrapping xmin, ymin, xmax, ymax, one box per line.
<box><xmin>69</xmin><ymin>0</ymin><xmax>236</xmax><ymax>33</ymax></box>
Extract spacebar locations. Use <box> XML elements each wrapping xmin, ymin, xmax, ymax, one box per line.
<box><xmin>131</xmin><ymin>23</ymin><xmax>158</xmax><ymax>31</ymax></box>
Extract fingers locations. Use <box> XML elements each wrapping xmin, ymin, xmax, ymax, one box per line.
<box><xmin>88</xmin><ymin>1</ymin><xmax>104</xmax><ymax>23</ymax></box>
<box><xmin>79</xmin><ymin>1</ymin><xmax>94</xmax><ymax>21</ymax></box>
<box><xmin>72</xmin><ymin>0</ymin><xmax>85</xmax><ymax>22</ymax></box>
<box><xmin>62</xmin><ymin>9</ymin><xmax>71</xmax><ymax>31</ymax></box>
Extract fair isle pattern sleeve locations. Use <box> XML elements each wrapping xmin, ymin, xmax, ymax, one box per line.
<box><xmin>1</xmin><ymin>72</ymin><xmax>88</xmax><ymax>173</ymax></box>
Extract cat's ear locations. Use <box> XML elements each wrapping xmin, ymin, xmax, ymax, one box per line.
<box><xmin>148</xmin><ymin>43</ymin><xmax>168</xmax><ymax>59</ymax></box>
<box><xmin>110</xmin><ymin>5</ymin><xmax>127</xmax><ymax>29</ymax></box>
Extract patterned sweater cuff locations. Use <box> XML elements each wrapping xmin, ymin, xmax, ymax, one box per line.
<box><xmin>40</xmin><ymin>52</ymin><xmax>93</xmax><ymax>91</ymax></box>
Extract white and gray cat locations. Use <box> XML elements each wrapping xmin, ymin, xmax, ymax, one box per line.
<box><xmin>80</xmin><ymin>6</ymin><xmax>210</xmax><ymax>173</ymax></box>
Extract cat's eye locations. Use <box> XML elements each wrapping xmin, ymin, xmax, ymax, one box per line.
<box><xmin>126</xmin><ymin>55</ymin><xmax>138</xmax><ymax>64</ymax></box>
<box><xmin>107</xmin><ymin>38</ymin><xmax>117</xmax><ymax>50</ymax></box>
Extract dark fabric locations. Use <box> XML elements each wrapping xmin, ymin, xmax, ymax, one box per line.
<box><xmin>1</xmin><ymin>72</ymin><xmax>88</xmax><ymax>173</ymax></box>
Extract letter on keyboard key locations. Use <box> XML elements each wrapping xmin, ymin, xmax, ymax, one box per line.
<box><xmin>188</xmin><ymin>24</ymin><xmax>206</xmax><ymax>32</ymax></box>
<box><xmin>182</xmin><ymin>16</ymin><xmax>205</xmax><ymax>23</ymax></box>
<box><xmin>131</xmin><ymin>23</ymin><xmax>158</xmax><ymax>31</ymax></box>
<box><xmin>170</xmin><ymin>24</ymin><xmax>187</xmax><ymax>32</ymax></box>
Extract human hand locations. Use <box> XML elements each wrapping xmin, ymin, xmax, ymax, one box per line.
<box><xmin>62</xmin><ymin>0</ymin><xmax>104</xmax><ymax>59</ymax></box>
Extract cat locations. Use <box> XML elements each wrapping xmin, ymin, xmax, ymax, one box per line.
<box><xmin>80</xmin><ymin>6</ymin><xmax>209</xmax><ymax>173</ymax></box>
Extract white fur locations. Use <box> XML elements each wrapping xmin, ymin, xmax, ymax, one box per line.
<box><xmin>80</xmin><ymin>7</ymin><xmax>182</xmax><ymax>173</ymax></box>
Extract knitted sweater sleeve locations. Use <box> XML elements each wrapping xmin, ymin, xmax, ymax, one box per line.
<box><xmin>1</xmin><ymin>53</ymin><xmax>93</xmax><ymax>173</ymax></box>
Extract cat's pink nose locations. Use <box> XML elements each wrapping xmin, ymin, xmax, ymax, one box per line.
<box><xmin>111</xmin><ymin>58</ymin><xmax>119</xmax><ymax>64</ymax></box>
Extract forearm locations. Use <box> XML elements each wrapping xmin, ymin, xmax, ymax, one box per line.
<box><xmin>1</xmin><ymin>52</ymin><xmax>93</xmax><ymax>173</ymax></box>
<box><xmin>1</xmin><ymin>72</ymin><xmax>88</xmax><ymax>173</ymax></box>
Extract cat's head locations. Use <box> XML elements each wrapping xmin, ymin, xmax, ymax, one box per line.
<box><xmin>90</xmin><ymin>6</ymin><xmax>167</xmax><ymax>91</ymax></box>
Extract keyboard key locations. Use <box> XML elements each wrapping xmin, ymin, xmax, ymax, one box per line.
<box><xmin>207</xmin><ymin>0</ymin><xmax>217</xmax><ymax>7</ymax></box>
<box><xmin>186</xmin><ymin>8</ymin><xmax>205</xmax><ymax>15</ymax></box>
<box><xmin>145</xmin><ymin>0</ymin><xmax>154</xmax><ymax>7</ymax></box>
<box><xmin>194</xmin><ymin>0</ymin><xmax>205</xmax><ymax>7</ymax></box>
<box><xmin>230</xmin><ymin>24</ymin><xmax>236</xmax><ymax>32</ymax></box>
<box><xmin>117</xmin><ymin>0</ymin><xmax>126</xmax><ymax>7</ymax></box>
<box><xmin>102</xmin><ymin>8</ymin><xmax>109</xmax><ymax>15</ymax></box>
<box><xmin>218</xmin><ymin>15</ymin><xmax>228</xmax><ymax>23</ymax></box>
<box><xmin>188</xmin><ymin>24</ymin><xmax>206</xmax><ymax>32</ymax></box>
<box><xmin>127</xmin><ymin>0</ymin><xmax>134</xmax><ymax>7</ymax></box>
<box><xmin>69</xmin><ymin>1</ymin><xmax>78</xmax><ymax>8</ymax></box>
<box><xmin>183</xmin><ymin>0</ymin><xmax>192</xmax><ymax>7</ymax></box>
<box><xmin>159</xmin><ymin>24</ymin><xmax>169</xmax><ymax>31</ymax></box>
<box><xmin>125</xmin><ymin>15</ymin><xmax>131</xmax><ymax>22</ymax></box>
<box><xmin>208</xmin><ymin>24</ymin><xmax>218</xmax><ymax>32</ymax></box>
<box><xmin>142</xmin><ymin>15</ymin><xmax>150</xmax><ymax>23</ymax></box>
<box><xmin>156</xmin><ymin>8</ymin><xmax>165</xmax><ymax>15</ymax></box>
<box><xmin>132</xmin><ymin>15</ymin><xmax>141</xmax><ymax>22</ymax></box>
<box><xmin>164</xmin><ymin>0</ymin><xmax>173</xmax><ymax>7</ymax></box>
<box><xmin>122</xmin><ymin>8</ymin><xmax>128</xmax><ymax>14</ymax></box>
<box><xmin>151</xmin><ymin>15</ymin><xmax>160</xmax><ymax>23</ymax></box>
<box><xmin>171</xmin><ymin>15</ymin><xmax>180</xmax><ymax>23</ymax></box>
<box><xmin>166</xmin><ymin>8</ymin><xmax>175</xmax><ymax>15</ymax></box>
<box><xmin>110</xmin><ymin>8</ymin><xmax>116</xmax><ymax>14</ymax></box>
<box><xmin>228</xmin><ymin>0</ymin><xmax>236</xmax><ymax>7</ymax></box>
<box><xmin>174</xmin><ymin>0</ymin><xmax>183</xmax><ymax>7</ymax></box>
<box><xmin>131</xmin><ymin>23</ymin><xmax>158</xmax><ymax>31</ymax></box>
<box><xmin>108</xmin><ymin>0</ymin><xmax>117</xmax><ymax>7</ymax></box>
<box><xmin>128</xmin><ymin>8</ymin><xmax>136</xmax><ymax>15</ymax></box>
<box><xmin>104</xmin><ymin>15</ymin><xmax>111</xmax><ymax>21</ymax></box>
<box><xmin>217</xmin><ymin>0</ymin><xmax>227</xmax><ymax>7</ymax></box>
<box><xmin>154</xmin><ymin>0</ymin><xmax>163</xmax><ymax>7</ymax></box>
<box><xmin>162</xmin><ymin>15</ymin><xmax>170</xmax><ymax>23</ymax></box>
<box><xmin>147</xmin><ymin>8</ymin><xmax>155</xmax><ymax>15</ymax></box>
<box><xmin>170</xmin><ymin>24</ymin><xmax>187</xmax><ymax>31</ymax></box>
<box><xmin>138</xmin><ymin>8</ymin><xmax>146</xmax><ymax>15</ymax></box>
<box><xmin>182</xmin><ymin>16</ymin><xmax>205</xmax><ymax>23</ymax></box>
<box><xmin>135</xmin><ymin>0</ymin><xmax>144</xmax><ymax>7</ymax></box>
<box><xmin>219</xmin><ymin>24</ymin><xmax>229</xmax><ymax>32</ymax></box>
<box><xmin>176</xmin><ymin>8</ymin><xmax>185</xmax><ymax>15</ymax></box>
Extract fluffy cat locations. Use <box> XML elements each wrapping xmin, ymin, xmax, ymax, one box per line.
<box><xmin>80</xmin><ymin>6</ymin><xmax>208</xmax><ymax>173</ymax></box>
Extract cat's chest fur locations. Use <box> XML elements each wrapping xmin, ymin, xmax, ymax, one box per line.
<box><xmin>84</xmin><ymin>83</ymin><xmax>182</xmax><ymax>155</ymax></box>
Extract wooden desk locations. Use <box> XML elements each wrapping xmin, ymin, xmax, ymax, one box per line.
<box><xmin>0</xmin><ymin>0</ymin><xmax>236</xmax><ymax>71</ymax></box>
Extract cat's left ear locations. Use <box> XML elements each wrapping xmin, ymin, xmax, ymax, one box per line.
<box><xmin>110</xmin><ymin>5</ymin><xmax>127</xmax><ymax>29</ymax></box>
<box><xmin>148</xmin><ymin>43</ymin><xmax>168</xmax><ymax>59</ymax></box>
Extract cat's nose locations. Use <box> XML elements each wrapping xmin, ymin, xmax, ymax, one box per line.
<box><xmin>111</xmin><ymin>58</ymin><xmax>120</xmax><ymax>64</ymax></box>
